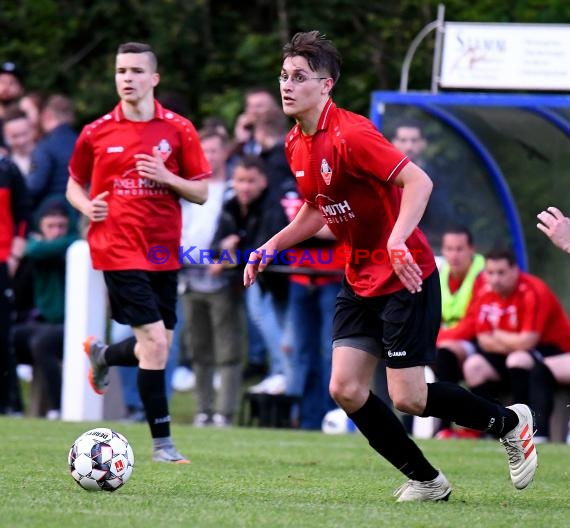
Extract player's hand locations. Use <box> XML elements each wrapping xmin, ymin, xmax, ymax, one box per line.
<box><xmin>387</xmin><ymin>241</ymin><xmax>423</xmax><ymax>293</ymax></box>
<box><xmin>134</xmin><ymin>147</ymin><xmax>171</xmax><ymax>185</ymax></box>
<box><xmin>537</xmin><ymin>206</ymin><xmax>570</xmax><ymax>253</ymax></box>
<box><xmin>243</xmin><ymin>242</ymin><xmax>277</xmax><ymax>288</ymax></box>
<box><xmin>86</xmin><ymin>191</ymin><xmax>109</xmax><ymax>222</ymax></box>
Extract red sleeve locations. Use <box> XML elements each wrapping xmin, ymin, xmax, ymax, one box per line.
<box><xmin>344</xmin><ymin>122</ymin><xmax>409</xmax><ymax>183</ymax></box>
<box><xmin>519</xmin><ymin>285</ymin><xmax>544</xmax><ymax>333</ymax></box>
<box><xmin>68</xmin><ymin>127</ymin><xmax>93</xmax><ymax>186</ymax></box>
<box><xmin>437</xmin><ymin>299</ymin><xmax>478</xmax><ymax>343</ymax></box>
<box><xmin>179</xmin><ymin>120</ymin><xmax>211</xmax><ymax>180</ymax></box>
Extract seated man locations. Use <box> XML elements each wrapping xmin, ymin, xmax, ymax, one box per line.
<box><xmin>528</xmin><ymin>350</ymin><xmax>570</xmax><ymax>442</ymax></box>
<box><xmin>11</xmin><ymin>200</ymin><xmax>77</xmax><ymax>418</ymax></box>
<box><xmin>451</xmin><ymin>248</ymin><xmax>570</xmax><ymax>418</ymax></box>
<box><xmin>434</xmin><ymin>226</ymin><xmax>485</xmax><ymax>438</ymax></box>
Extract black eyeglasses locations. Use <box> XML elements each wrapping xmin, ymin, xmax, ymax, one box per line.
<box><xmin>278</xmin><ymin>73</ymin><xmax>329</xmax><ymax>85</ymax></box>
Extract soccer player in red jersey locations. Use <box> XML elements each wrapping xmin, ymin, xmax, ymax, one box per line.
<box><xmin>66</xmin><ymin>42</ymin><xmax>211</xmax><ymax>463</ymax></box>
<box><xmin>244</xmin><ymin>31</ymin><xmax>537</xmax><ymax>500</ymax></box>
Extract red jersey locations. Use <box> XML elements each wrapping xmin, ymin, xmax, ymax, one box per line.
<box><xmin>69</xmin><ymin>101</ymin><xmax>211</xmax><ymax>271</ymax></box>
<box><xmin>439</xmin><ymin>272</ymin><xmax>570</xmax><ymax>350</ymax></box>
<box><xmin>0</xmin><ymin>158</ymin><xmax>29</xmax><ymax>262</ymax></box>
<box><xmin>284</xmin><ymin>99</ymin><xmax>435</xmax><ymax>296</ymax></box>
<box><xmin>280</xmin><ymin>190</ymin><xmax>344</xmax><ymax>287</ymax></box>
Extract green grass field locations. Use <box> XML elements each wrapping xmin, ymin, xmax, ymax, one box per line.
<box><xmin>1</xmin><ymin>417</ymin><xmax>568</xmax><ymax>528</ymax></box>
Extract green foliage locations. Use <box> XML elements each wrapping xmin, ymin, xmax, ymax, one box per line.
<box><xmin>3</xmin><ymin>0</ymin><xmax>569</xmax><ymax>125</ymax></box>
<box><xmin>1</xmin><ymin>417</ymin><xmax>569</xmax><ymax>528</ymax></box>
<box><xmin>2</xmin><ymin>1</ymin><xmax>569</xmax><ymax>299</ymax></box>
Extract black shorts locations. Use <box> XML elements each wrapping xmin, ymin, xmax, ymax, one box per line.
<box><xmin>332</xmin><ymin>270</ymin><xmax>441</xmax><ymax>369</ymax></box>
<box><xmin>477</xmin><ymin>344</ymin><xmax>563</xmax><ymax>381</ymax></box>
<box><xmin>103</xmin><ymin>270</ymin><xmax>178</xmax><ymax>330</ymax></box>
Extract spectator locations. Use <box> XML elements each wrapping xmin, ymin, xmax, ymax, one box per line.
<box><xmin>180</xmin><ymin>128</ymin><xmax>245</xmax><ymax>427</ymax></box>
<box><xmin>0</xmin><ymin>62</ymin><xmax>25</xmax><ymax>153</ymax></box>
<box><xmin>390</xmin><ymin>119</ymin><xmax>455</xmax><ymax>250</ymax></box>
<box><xmin>28</xmin><ymin>94</ymin><xmax>78</xmax><ymax>211</ymax></box>
<box><xmin>283</xmin><ymin>190</ymin><xmax>344</xmax><ymax>429</ymax></box>
<box><xmin>254</xmin><ymin>107</ymin><xmax>296</xmax><ymax>197</ymax></box>
<box><xmin>18</xmin><ymin>92</ymin><xmax>44</xmax><ymax>142</ymax></box>
<box><xmin>528</xmin><ymin>349</ymin><xmax>570</xmax><ymax>442</ymax></box>
<box><xmin>11</xmin><ymin>200</ymin><xmax>78</xmax><ymax>418</ymax></box>
<box><xmin>2</xmin><ymin>107</ymin><xmax>36</xmax><ymax>179</ymax></box>
<box><xmin>212</xmin><ymin>155</ymin><xmax>291</xmax><ymax>395</ymax></box>
<box><xmin>231</xmin><ymin>87</ymin><xmax>280</xmax><ymax>159</ymax></box>
<box><xmin>0</xmin><ymin>156</ymin><xmax>29</xmax><ymax>414</ymax></box>
<box><xmin>433</xmin><ymin>226</ymin><xmax>485</xmax><ymax>438</ymax></box>
<box><xmin>453</xmin><ymin>248</ymin><xmax>570</xmax><ymax>410</ymax></box>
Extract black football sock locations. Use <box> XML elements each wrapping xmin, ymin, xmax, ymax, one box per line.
<box><xmin>435</xmin><ymin>348</ymin><xmax>463</xmax><ymax>383</ymax></box>
<box><xmin>137</xmin><ymin>368</ymin><xmax>170</xmax><ymax>439</ymax></box>
<box><xmin>508</xmin><ymin>367</ymin><xmax>530</xmax><ymax>404</ymax></box>
<box><xmin>434</xmin><ymin>348</ymin><xmax>463</xmax><ymax>430</ymax></box>
<box><xmin>348</xmin><ymin>391</ymin><xmax>438</xmax><ymax>482</ymax></box>
<box><xmin>422</xmin><ymin>382</ymin><xmax>518</xmax><ymax>437</ymax></box>
<box><xmin>529</xmin><ymin>362</ymin><xmax>556</xmax><ymax>438</ymax></box>
<box><xmin>469</xmin><ymin>381</ymin><xmax>502</xmax><ymax>403</ymax></box>
<box><xmin>105</xmin><ymin>337</ymin><xmax>138</xmax><ymax>366</ymax></box>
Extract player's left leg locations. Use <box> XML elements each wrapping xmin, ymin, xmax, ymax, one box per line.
<box><xmin>330</xmin><ymin>345</ymin><xmax>451</xmax><ymax>502</ymax></box>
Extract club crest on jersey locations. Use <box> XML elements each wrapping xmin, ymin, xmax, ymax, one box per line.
<box><xmin>156</xmin><ymin>139</ymin><xmax>172</xmax><ymax>161</ymax></box>
<box><xmin>320</xmin><ymin>159</ymin><xmax>333</xmax><ymax>185</ymax></box>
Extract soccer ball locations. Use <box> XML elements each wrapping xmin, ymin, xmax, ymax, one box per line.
<box><xmin>321</xmin><ymin>408</ymin><xmax>358</xmax><ymax>435</ymax></box>
<box><xmin>68</xmin><ymin>428</ymin><xmax>134</xmax><ymax>492</ymax></box>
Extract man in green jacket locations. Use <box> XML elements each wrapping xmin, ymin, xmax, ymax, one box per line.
<box><xmin>434</xmin><ymin>226</ymin><xmax>485</xmax><ymax>438</ymax></box>
<box><xmin>11</xmin><ymin>199</ymin><xmax>77</xmax><ymax>418</ymax></box>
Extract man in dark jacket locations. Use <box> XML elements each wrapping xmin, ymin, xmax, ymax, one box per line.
<box><xmin>27</xmin><ymin>95</ymin><xmax>77</xmax><ymax>212</ymax></box>
<box><xmin>212</xmin><ymin>155</ymin><xmax>291</xmax><ymax>393</ymax></box>
<box><xmin>0</xmin><ymin>156</ymin><xmax>29</xmax><ymax>414</ymax></box>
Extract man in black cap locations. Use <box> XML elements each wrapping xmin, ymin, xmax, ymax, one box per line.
<box><xmin>0</xmin><ymin>62</ymin><xmax>25</xmax><ymax>154</ymax></box>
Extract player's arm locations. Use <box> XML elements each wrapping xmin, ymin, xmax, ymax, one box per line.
<box><xmin>66</xmin><ymin>178</ymin><xmax>109</xmax><ymax>222</ymax></box>
<box><xmin>537</xmin><ymin>206</ymin><xmax>570</xmax><ymax>253</ymax></box>
<box><xmin>387</xmin><ymin>162</ymin><xmax>432</xmax><ymax>293</ymax></box>
<box><xmin>134</xmin><ymin>148</ymin><xmax>208</xmax><ymax>205</ymax></box>
<box><xmin>476</xmin><ymin>332</ymin><xmax>509</xmax><ymax>354</ymax></box>
<box><xmin>492</xmin><ymin>329</ymin><xmax>540</xmax><ymax>352</ymax></box>
<box><xmin>243</xmin><ymin>203</ymin><xmax>325</xmax><ymax>287</ymax></box>
<box><xmin>390</xmin><ymin>161</ymin><xmax>432</xmax><ymax>243</ymax></box>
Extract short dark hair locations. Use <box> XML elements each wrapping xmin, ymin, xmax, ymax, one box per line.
<box><xmin>199</xmin><ymin>127</ymin><xmax>229</xmax><ymax>146</ymax></box>
<box><xmin>390</xmin><ymin>118</ymin><xmax>426</xmax><ymax>141</ymax></box>
<box><xmin>235</xmin><ymin>154</ymin><xmax>268</xmax><ymax>176</ymax></box>
<box><xmin>484</xmin><ymin>246</ymin><xmax>517</xmax><ymax>266</ymax></box>
<box><xmin>442</xmin><ymin>225</ymin><xmax>474</xmax><ymax>246</ymax></box>
<box><xmin>283</xmin><ymin>31</ymin><xmax>341</xmax><ymax>84</ymax></box>
<box><xmin>254</xmin><ymin>108</ymin><xmax>288</xmax><ymax>137</ymax></box>
<box><xmin>42</xmin><ymin>94</ymin><xmax>74</xmax><ymax>124</ymax></box>
<box><xmin>117</xmin><ymin>42</ymin><xmax>157</xmax><ymax>71</ymax></box>
<box><xmin>2</xmin><ymin>105</ymin><xmax>28</xmax><ymax>124</ymax></box>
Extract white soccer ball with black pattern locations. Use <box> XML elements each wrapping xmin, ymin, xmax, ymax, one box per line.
<box><xmin>68</xmin><ymin>428</ymin><xmax>134</xmax><ymax>491</ymax></box>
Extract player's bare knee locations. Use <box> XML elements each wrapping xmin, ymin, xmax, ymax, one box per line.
<box><xmin>329</xmin><ymin>379</ymin><xmax>366</xmax><ymax>411</ymax></box>
<box><xmin>392</xmin><ymin>393</ymin><xmax>424</xmax><ymax>415</ymax></box>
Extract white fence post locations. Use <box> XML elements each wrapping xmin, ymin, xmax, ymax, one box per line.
<box><xmin>412</xmin><ymin>366</ymin><xmax>440</xmax><ymax>438</ymax></box>
<box><xmin>61</xmin><ymin>240</ymin><xmax>106</xmax><ymax>421</ymax></box>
